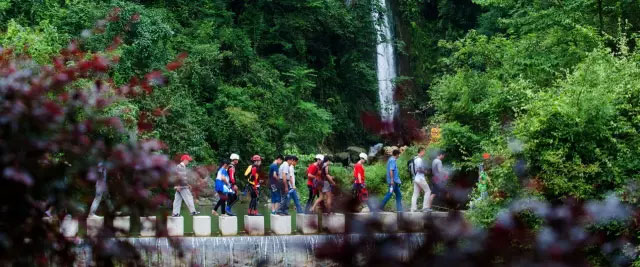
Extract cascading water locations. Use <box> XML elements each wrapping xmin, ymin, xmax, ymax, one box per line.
<box><xmin>373</xmin><ymin>0</ymin><xmax>398</xmax><ymax>129</ymax></box>
<box><xmin>75</xmin><ymin>234</ymin><xmax>425</xmax><ymax>266</ymax></box>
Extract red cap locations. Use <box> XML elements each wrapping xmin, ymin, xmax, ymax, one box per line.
<box><xmin>181</xmin><ymin>154</ymin><xmax>193</xmax><ymax>162</ymax></box>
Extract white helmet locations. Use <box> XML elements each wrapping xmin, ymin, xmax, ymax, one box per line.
<box><xmin>315</xmin><ymin>154</ymin><xmax>325</xmax><ymax>161</ymax></box>
<box><xmin>359</xmin><ymin>153</ymin><xmax>368</xmax><ymax>161</ymax></box>
<box><xmin>230</xmin><ymin>153</ymin><xmax>240</xmax><ymax>160</ymax></box>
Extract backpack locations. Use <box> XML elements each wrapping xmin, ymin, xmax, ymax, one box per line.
<box><xmin>407</xmin><ymin>156</ymin><xmax>418</xmax><ymax>178</ymax></box>
<box><xmin>244</xmin><ymin>165</ymin><xmax>254</xmax><ymax>184</ymax></box>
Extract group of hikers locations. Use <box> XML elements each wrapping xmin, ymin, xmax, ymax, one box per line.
<box><xmin>90</xmin><ymin>147</ymin><xmax>451</xmax><ymax>218</ymax></box>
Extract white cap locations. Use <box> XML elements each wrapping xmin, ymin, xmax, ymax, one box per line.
<box><xmin>315</xmin><ymin>154</ymin><xmax>324</xmax><ymax>161</ymax></box>
<box><xmin>359</xmin><ymin>153</ymin><xmax>368</xmax><ymax>161</ymax></box>
<box><xmin>230</xmin><ymin>153</ymin><xmax>240</xmax><ymax>160</ymax></box>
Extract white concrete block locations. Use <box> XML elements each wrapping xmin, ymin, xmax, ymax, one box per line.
<box><xmin>113</xmin><ymin>216</ymin><xmax>130</xmax><ymax>237</ymax></box>
<box><xmin>167</xmin><ymin>216</ymin><xmax>184</xmax><ymax>237</ymax></box>
<box><xmin>399</xmin><ymin>212</ymin><xmax>425</xmax><ymax>232</ymax></box>
<box><xmin>193</xmin><ymin>216</ymin><xmax>211</xmax><ymax>236</ymax></box>
<box><xmin>270</xmin><ymin>214</ymin><xmax>291</xmax><ymax>235</ymax></box>
<box><xmin>219</xmin><ymin>216</ymin><xmax>238</xmax><ymax>236</ymax></box>
<box><xmin>87</xmin><ymin>215</ymin><xmax>104</xmax><ymax>237</ymax></box>
<box><xmin>243</xmin><ymin>215</ymin><xmax>264</xmax><ymax>236</ymax></box>
<box><xmin>377</xmin><ymin>212</ymin><xmax>398</xmax><ymax>232</ymax></box>
<box><xmin>296</xmin><ymin>213</ymin><xmax>319</xmax><ymax>234</ymax></box>
<box><xmin>322</xmin><ymin>213</ymin><xmax>345</xmax><ymax>234</ymax></box>
<box><xmin>346</xmin><ymin>212</ymin><xmax>372</xmax><ymax>233</ymax></box>
<box><xmin>61</xmin><ymin>215</ymin><xmax>78</xmax><ymax>238</ymax></box>
<box><xmin>140</xmin><ymin>216</ymin><xmax>156</xmax><ymax>237</ymax></box>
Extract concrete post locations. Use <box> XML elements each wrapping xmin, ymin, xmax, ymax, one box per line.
<box><xmin>243</xmin><ymin>215</ymin><xmax>264</xmax><ymax>236</ymax></box>
<box><xmin>61</xmin><ymin>215</ymin><xmax>78</xmax><ymax>238</ymax></box>
<box><xmin>270</xmin><ymin>214</ymin><xmax>292</xmax><ymax>235</ymax></box>
<box><xmin>113</xmin><ymin>216</ymin><xmax>130</xmax><ymax>237</ymax></box>
<box><xmin>193</xmin><ymin>216</ymin><xmax>212</xmax><ymax>236</ymax></box>
<box><xmin>219</xmin><ymin>216</ymin><xmax>238</xmax><ymax>236</ymax></box>
<box><xmin>322</xmin><ymin>213</ymin><xmax>345</xmax><ymax>234</ymax></box>
<box><xmin>87</xmin><ymin>215</ymin><xmax>104</xmax><ymax>237</ymax></box>
<box><xmin>139</xmin><ymin>216</ymin><xmax>156</xmax><ymax>237</ymax></box>
<box><xmin>167</xmin><ymin>216</ymin><xmax>184</xmax><ymax>237</ymax></box>
<box><xmin>296</xmin><ymin>213</ymin><xmax>319</xmax><ymax>234</ymax></box>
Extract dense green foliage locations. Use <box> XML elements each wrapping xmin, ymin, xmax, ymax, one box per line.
<box><xmin>396</xmin><ymin>0</ymin><xmax>640</xmax><ymax>236</ymax></box>
<box><xmin>3</xmin><ymin>0</ymin><xmax>639</xmax><ymax>228</ymax></box>
<box><xmin>0</xmin><ymin>0</ymin><xmax>381</xmax><ymax>164</ymax></box>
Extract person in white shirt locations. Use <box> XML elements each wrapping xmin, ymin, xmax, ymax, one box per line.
<box><xmin>278</xmin><ymin>156</ymin><xmax>303</xmax><ymax>215</ymax></box>
<box><xmin>89</xmin><ymin>162</ymin><xmax>107</xmax><ymax>216</ymax></box>
<box><xmin>172</xmin><ymin>154</ymin><xmax>200</xmax><ymax>217</ymax></box>
<box><xmin>410</xmin><ymin>147</ymin><xmax>433</xmax><ymax>212</ymax></box>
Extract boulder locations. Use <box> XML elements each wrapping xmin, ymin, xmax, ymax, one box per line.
<box><xmin>384</xmin><ymin>146</ymin><xmax>399</xmax><ymax>156</ymax></box>
<box><xmin>347</xmin><ymin>146</ymin><xmax>367</xmax><ymax>154</ymax></box>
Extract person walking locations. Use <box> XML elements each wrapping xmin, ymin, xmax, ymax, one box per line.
<box><xmin>279</xmin><ymin>156</ymin><xmax>303</xmax><ymax>215</ymax></box>
<box><xmin>269</xmin><ymin>155</ymin><xmax>284</xmax><ymax>214</ymax></box>
<box><xmin>352</xmin><ymin>153</ymin><xmax>369</xmax><ymax>212</ymax></box>
<box><xmin>311</xmin><ymin>157</ymin><xmax>336</xmax><ymax>213</ymax></box>
<box><xmin>304</xmin><ymin>154</ymin><xmax>323</xmax><ymax>213</ymax></box>
<box><xmin>380</xmin><ymin>149</ymin><xmax>402</xmax><ymax>212</ymax></box>
<box><xmin>212</xmin><ymin>160</ymin><xmax>232</xmax><ymax>216</ymax></box>
<box><xmin>277</xmin><ymin>156</ymin><xmax>291</xmax><ymax>215</ymax></box>
<box><xmin>410</xmin><ymin>147</ymin><xmax>433</xmax><ymax>212</ymax></box>
<box><xmin>247</xmin><ymin>155</ymin><xmax>262</xmax><ymax>216</ymax></box>
<box><xmin>226</xmin><ymin>153</ymin><xmax>240</xmax><ymax>215</ymax></box>
<box><xmin>89</xmin><ymin>162</ymin><xmax>107</xmax><ymax>216</ymax></box>
<box><xmin>431</xmin><ymin>151</ymin><xmax>448</xmax><ymax>201</ymax></box>
<box><xmin>172</xmin><ymin>154</ymin><xmax>200</xmax><ymax>217</ymax></box>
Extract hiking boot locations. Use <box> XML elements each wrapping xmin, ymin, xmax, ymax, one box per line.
<box><xmin>226</xmin><ymin>208</ymin><xmax>236</xmax><ymax>216</ymax></box>
<box><xmin>172</xmin><ymin>214</ymin><xmax>180</xmax><ymax>217</ymax></box>
<box><xmin>191</xmin><ymin>211</ymin><xmax>201</xmax><ymax>216</ymax></box>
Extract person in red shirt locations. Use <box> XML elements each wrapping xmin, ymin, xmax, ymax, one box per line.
<box><xmin>353</xmin><ymin>153</ymin><xmax>369</xmax><ymax>211</ymax></box>
<box><xmin>304</xmin><ymin>154</ymin><xmax>324</xmax><ymax>213</ymax></box>
<box><xmin>247</xmin><ymin>155</ymin><xmax>262</xmax><ymax>216</ymax></box>
<box><xmin>226</xmin><ymin>153</ymin><xmax>240</xmax><ymax>216</ymax></box>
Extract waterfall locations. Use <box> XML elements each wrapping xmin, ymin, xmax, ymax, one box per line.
<box><xmin>74</xmin><ymin>234</ymin><xmax>425</xmax><ymax>266</ymax></box>
<box><xmin>373</xmin><ymin>0</ymin><xmax>398</xmax><ymax>126</ymax></box>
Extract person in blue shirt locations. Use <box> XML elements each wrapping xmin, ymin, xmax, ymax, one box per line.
<box><xmin>269</xmin><ymin>155</ymin><xmax>284</xmax><ymax>214</ymax></box>
<box><xmin>380</xmin><ymin>149</ymin><xmax>402</xmax><ymax>212</ymax></box>
<box><xmin>212</xmin><ymin>159</ymin><xmax>232</xmax><ymax>216</ymax></box>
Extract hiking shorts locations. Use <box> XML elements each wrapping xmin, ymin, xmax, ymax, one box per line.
<box><xmin>322</xmin><ymin>181</ymin><xmax>332</xmax><ymax>193</ymax></box>
<box><xmin>271</xmin><ymin>190</ymin><xmax>281</xmax><ymax>203</ymax></box>
<box><xmin>431</xmin><ymin>182</ymin><xmax>446</xmax><ymax>196</ymax></box>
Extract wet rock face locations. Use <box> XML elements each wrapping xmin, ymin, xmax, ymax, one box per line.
<box><xmin>188</xmin><ymin>168</ymin><xmax>215</xmax><ymax>205</ymax></box>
